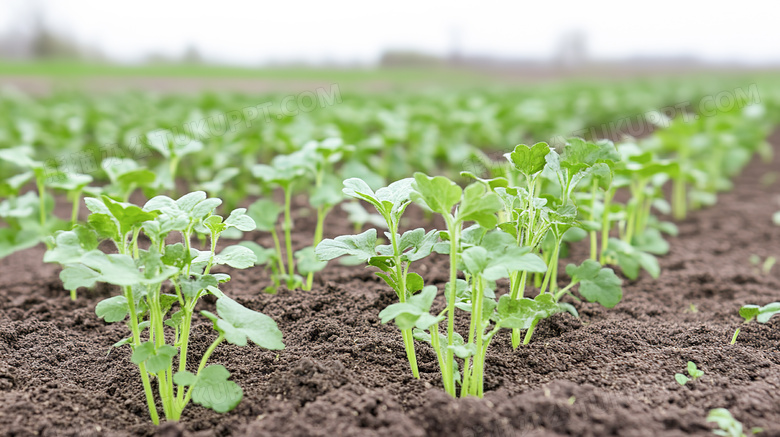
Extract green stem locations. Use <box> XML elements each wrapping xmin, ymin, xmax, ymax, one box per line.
<box><xmin>304</xmin><ymin>205</ymin><xmax>329</xmax><ymax>291</ymax></box>
<box><xmin>125</xmin><ymin>286</ymin><xmax>159</xmax><ymax>425</ymax></box>
<box><xmin>510</xmin><ymin>271</ymin><xmax>528</xmax><ymax>349</ymax></box>
<box><xmin>37</xmin><ymin>178</ymin><xmax>46</xmax><ymax>229</ymax></box>
<box><xmin>443</xmin><ymin>216</ymin><xmax>459</xmax><ymax>397</ymax></box>
<box><xmin>429</xmin><ymin>323</ymin><xmax>448</xmax><ymax>393</ymax></box>
<box><xmin>731</xmin><ymin>328</ymin><xmax>740</xmax><ymax>345</ymax></box>
<box><xmin>283</xmin><ymin>187</ymin><xmax>295</xmax><ymax>284</ymax></box>
<box><xmin>539</xmin><ymin>235</ymin><xmax>561</xmax><ymax>295</ymax></box>
<box><xmin>599</xmin><ymin>188</ymin><xmax>614</xmax><ymax>264</ymax></box>
<box><xmin>589</xmin><ymin>179</ymin><xmax>598</xmax><ymax>260</ymax></box>
<box><xmin>390</xmin><ymin>221</ymin><xmax>419</xmax><ymax>379</ymax></box>
<box><xmin>179</xmin><ymin>334</ymin><xmax>225</xmax><ymax>413</ymax></box>
<box><xmin>271</xmin><ymin>228</ymin><xmax>287</xmax><ymax>277</ymax></box>
<box><xmin>469</xmin><ymin>276</ymin><xmax>485</xmax><ymax>397</ymax></box>
<box><xmin>523</xmin><ymin>318</ymin><xmax>540</xmax><ymax>345</ymax></box>
<box><xmin>70</xmin><ymin>189</ymin><xmax>82</xmax><ymax>227</ymax></box>
<box><xmin>175</xmin><ymin>308</ymin><xmax>193</xmax><ymax>403</ymax></box>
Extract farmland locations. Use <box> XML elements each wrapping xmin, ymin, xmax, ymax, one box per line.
<box><xmin>1</xmin><ymin>72</ymin><xmax>780</xmax><ymax>436</ymax></box>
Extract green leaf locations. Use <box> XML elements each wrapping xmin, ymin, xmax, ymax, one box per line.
<box><xmin>315</xmin><ymin>228</ymin><xmax>377</xmax><ymax>262</ymax></box>
<box><xmin>48</xmin><ymin>172</ymin><xmax>93</xmax><ymax>192</ymax></box>
<box><xmin>179</xmin><ymin>275</ymin><xmax>219</xmax><ymax>299</ymax></box>
<box><xmin>60</xmin><ymin>263</ymin><xmax>101</xmax><ymax>290</ymax></box>
<box><xmin>131</xmin><ymin>342</ymin><xmax>178</xmax><ymax>373</ymax></box>
<box><xmin>238</xmin><ymin>241</ymin><xmax>276</xmax><ymax>266</ymax></box>
<box><xmin>95</xmin><ymin>295</ymin><xmax>129</xmax><ymax>322</ymax></box>
<box><xmin>102</xmin><ymin>196</ymin><xmax>158</xmax><ymax>236</ymax></box>
<box><xmin>204</xmin><ymin>297</ymin><xmax>284</xmax><ymax>349</ymax></box>
<box><xmin>739</xmin><ymin>305</ymin><xmax>760</xmax><ymax>323</ymax></box>
<box><xmin>214</xmin><ymin>245</ymin><xmax>257</xmax><ymax>269</ymax></box>
<box><xmin>87</xmin><ymin>213</ymin><xmax>120</xmax><ymax>241</ymax></box>
<box><xmin>457</xmin><ymin>183</ymin><xmax>502</xmax><ymax>227</ymax></box>
<box><xmin>247</xmin><ymin>199</ymin><xmax>282</xmax><ymax>232</ymax></box>
<box><xmin>567</xmin><ymin>260</ymin><xmax>623</xmax><ymax>308</ymax></box>
<box><xmin>496</xmin><ymin>294</ymin><xmax>560</xmax><ymax>330</ymax></box>
<box><xmin>757</xmin><ymin>302</ymin><xmax>780</xmax><ymax>324</ymax></box>
<box><xmin>379</xmin><ymin>285</ymin><xmax>440</xmax><ymax>330</ymax></box>
<box><xmin>675</xmin><ymin>373</ymin><xmax>690</xmax><ymax>385</ymax></box>
<box><xmin>0</xmin><ymin>228</ymin><xmax>40</xmax><ymax>258</ymax></box>
<box><xmin>43</xmin><ymin>227</ymin><xmax>99</xmax><ymax>264</ymax></box>
<box><xmin>687</xmin><ymin>361</ymin><xmax>704</xmax><ymax>379</ymax></box>
<box><xmin>410</xmin><ymin>173</ymin><xmax>461</xmax><ymax>215</ymax></box>
<box><xmin>224</xmin><ymin>208</ymin><xmax>256</xmax><ymax>232</ymax></box>
<box><xmin>295</xmin><ymin>246</ymin><xmax>327</xmax><ymax>275</ymax></box>
<box><xmin>505</xmin><ymin>142</ymin><xmax>550</xmax><ymax>176</ymax></box>
<box><xmin>189</xmin><ymin>365</ymin><xmax>243</xmax><ymax>413</ymax></box>
<box><xmin>342</xmin><ymin>177</ymin><xmax>414</xmax><ymax>218</ymax></box>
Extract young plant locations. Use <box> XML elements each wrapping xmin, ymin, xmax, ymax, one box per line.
<box><xmin>251</xmin><ymin>154</ymin><xmax>309</xmax><ymax>289</ymax></box>
<box><xmin>340</xmin><ymin>201</ymin><xmax>387</xmax><ymax>233</ymax></box>
<box><xmin>46</xmin><ymin>192</ymin><xmax>284</xmax><ymax>423</ymax></box>
<box><xmin>748</xmin><ymin>254</ymin><xmax>776</xmax><ymax>275</ymax></box>
<box><xmin>301</xmin><ymin>138</ymin><xmax>350</xmax><ymax>290</ymax></box>
<box><xmin>731</xmin><ymin>302</ymin><xmax>780</xmax><ymax>344</ymax></box>
<box><xmin>245</xmin><ymin>199</ymin><xmax>287</xmax><ymax>293</ymax></box>
<box><xmin>315</xmin><ymin>177</ymin><xmax>435</xmax><ymax>379</ymax></box>
<box><xmin>99</xmin><ymin>158</ymin><xmax>158</xmax><ymax>202</ymax></box>
<box><xmin>501</xmin><ymin>140</ymin><xmax>625</xmax><ymax>347</ymax></box>
<box><xmin>0</xmin><ymin>145</ymin><xmax>69</xmax><ymax>233</ymax></box>
<box><xmin>146</xmin><ymin>132</ymin><xmax>204</xmax><ymax>192</ymax></box>
<box><xmin>675</xmin><ymin>361</ymin><xmax>704</xmax><ymax>385</ymax></box>
<box><xmin>707</xmin><ymin>408</ymin><xmax>762</xmax><ymax>437</ymax></box>
<box><xmin>409</xmin><ymin>174</ymin><xmax>504</xmax><ymax>395</ymax></box>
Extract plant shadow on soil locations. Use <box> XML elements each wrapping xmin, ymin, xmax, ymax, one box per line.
<box><xmin>2</xmin><ymin>131</ymin><xmax>780</xmax><ymax>437</ymax></box>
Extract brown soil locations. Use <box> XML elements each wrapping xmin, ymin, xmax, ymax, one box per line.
<box><xmin>2</xmin><ymin>132</ymin><xmax>780</xmax><ymax>437</ymax></box>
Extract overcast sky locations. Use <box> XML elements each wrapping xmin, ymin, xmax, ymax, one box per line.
<box><xmin>1</xmin><ymin>0</ymin><xmax>778</xmax><ymax>66</ymax></box>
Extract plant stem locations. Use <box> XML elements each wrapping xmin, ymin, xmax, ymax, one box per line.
<box><xmin>175</xmin><ymin>308</ymin><xmax>193</xmax><ymax>404</ymax></box>
<box><xmin>271</xmin><ymin>228</ymin><xmax>287</xmax><ymax>277</ymax></box>
<box><xmin>283</xmin><ymin>187</ymin><xmax>295</xmax><ymax>284</ymax></box>
<box><xmin>469</xmin><ymin>275</ymin><xmax>485</xmax><ymax>397</ymax></box>
<box><xmin>589</xmin><ymin>179</ymin><xmax>599</xmax><ymax>260</ymax></box>
<box><xmin>70</xmin><ymin>189</ymin><xmax>81</xmax><ymax>227</ymax></box>
<box><xmin>599</xmin><ymin>188</ymin><xmax>614</xmax><ymax>264</ymax></box>
<box><xmin>443</xmin><ymin>216</ymin><xmax>459</xmax><ymax>397</ymax></box>
<box><xmin>389</xmin><ymin>221</ymin><xmax>419</xmax><ymax>378</ymax></box>
<box><xmin>510</xmin><ymin>271</ymin><xmax>528</xmax><ymax>349</ymax></box>
<box><xmin>179</xmin><ymin>334</ymin><xmax>225</xmax><ymax>413</ymax></box>
<box><xmin>37</xmin><ymin>178</ymin><xmax>46</xmax><ymax>229</ymax></box>
<box><xmin>304</xmin><ymin>205</ymin><xmax>328</xmax><ymax>291</ymax></box>
<box><xmin>429</xmin><ymin>323</ymin><xmax>448</xmax><ymax>393</ymax></box>
<box><xmin>731</xmin><ymin>328</ymin><xmax>740</xmax><ymax>345</ymax></box>
<box><xmin>523</xmin><ymin>318</ymin><xmax>540</xmax><ymax>345</ymax></box>
<box><xmin>125</xmin><ymin>286</ymin><xmax>159</xmax><ymax>425</ymax></box>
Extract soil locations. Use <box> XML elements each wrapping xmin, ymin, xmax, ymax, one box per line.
<box><xmin>2</xmin><ymin>132</ymin><xmax>780</xmax><ymax>437</ymax></box>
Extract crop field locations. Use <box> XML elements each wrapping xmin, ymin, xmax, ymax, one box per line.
<box><xmin>1</xmin><ymin>74</ymin><xmax>780</xmax><ymax>436</ymax></box>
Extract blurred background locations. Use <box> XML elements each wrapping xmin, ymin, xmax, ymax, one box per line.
<box><xmin>0</xmin><ymin>0</ymin><xmax>778</xmax><ymax>93</ymax></box>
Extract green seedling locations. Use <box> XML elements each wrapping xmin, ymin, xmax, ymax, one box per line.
<box><xmin>410</xmin><ymin>173</ymin><xmax>504</xmax><ymax>395</ymax></box>
<box><xmin>146</xmin><ymin>131</ymin><xmax>204</xmax><ymax>192</ymax></box>
<box><xmin>45</xmin><ymin>192</ymin><xmax>284</xmax><ymax>423</ymax></box>
<box><xmin>707</xmin><ymin>408</ymin><xmax>762</xmax><ymax>437</ymax></box>
<box><xmin>98</xmin><ymin>158</ymin><xmax>158</xmax><ymax>202</ymax></box>
<box><xmin>0</xmin><ymin>145</ymin><xmax>64</xmax><ymax>232</ymax></box>
<box><xmin>302</xmin><ymin>138</ymin><xmax>350</xmax><ymax>290</ymax></box>
<box><xmin>749</xmin><ymin>254</ymin><xmax>776</xmax><ymax>275</ymax></box>
<box><xmin>246</xmin><ymin>199</ymin><xmax>287</xmax><ymax>293</ymax></box>
<box><xmin>501</xmin><ymin>140</ymin><xmax>624</xmax><ymax>347</ymax></box>
<box><xmin>340</xmin><ymin>201</ymin><xmax>387</xmax><ymax>233</ymax></box>
<box><xmin>252</xmin><ymin>153</ymin><xmax>309</xmax><ymax>289</ymax></box>
<box><xmin>675</xmin><ymin>361</ymin><xmax>704</xmax><ymax>385</ymax></box>
<box><xmin>316</xmin><ymin>177</ymin><xmax>435</xmax><ymax>379</ymax></box>
<box><xmin>731</xmin><ymin>302</ymin><xmax>780</xmax><ymax>344</ymax></box>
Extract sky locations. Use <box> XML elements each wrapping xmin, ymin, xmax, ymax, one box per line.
<box><xmin>1</xmin><ymin>0</ymin><xmax>778</xmax><ymax>66</ymax></box>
